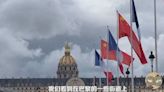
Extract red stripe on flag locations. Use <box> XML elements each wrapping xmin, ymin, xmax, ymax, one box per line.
<box><xmin>104</xmin><ymin>72</ymin><xmax>113</xmax><ymax>83</ymax></box>
<box><xmin>118</xmin><ymin>13</ymin><xmax>147</xmax><ymax>64</ymax></box>
<box><xmin>101</xmin><ymin>40</ymin><xmax>133</xmax><ymax>66</ymax></box>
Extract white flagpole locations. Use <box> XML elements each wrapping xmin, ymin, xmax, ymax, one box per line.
<box><xmin>98</xmin><ymin>63</ymin><xmax>102</xmax><ymax>90</ymax></box>
<box><xmin>99</xmin><ymin>74</ymin><xmax>101</xmax><ymax>88</ymax></box>
<box><xmin>154</xmin><ymin>0</ymin><xmax>158</xmax><ymax>72</ymax></box>
<box><xmin>116</xmin><ymin>11</ymin><xmax>120</xmax><ymax>86</ymax></box>
<box><xmin>99</xmin><ymin>65</ymin><xmax>102</xmax><ymax>89</ymax></box>
<box><xmin>98</xmin><ymin>37</ymin><xmax>102</xmax><ymax>88</ymax></box>
<box><xmin>130</xmin><ymin>0</ymin><xmax>134</xmax><ymax>92</ymax></box>
<box><xmin>106</xmin><ymin>26</ymin><xmax>109</xmax><ymax>90</ymax></box>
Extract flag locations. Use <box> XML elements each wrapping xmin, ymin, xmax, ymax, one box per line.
<box><xmin>100</xmin><ymin>59</ymin><xmax>113</xmax><ymax>83</ymax></box>
<box><xmin>108</xmin><ymin>30</ymin><xmax>118</xmax><ymax>51</ymax></box>
<box><xmin>101</xmin><ymin>40</ymin><xmax>132</xmax><ymax>66</ymax></box>
<box><xmin>131</xmin><ymin>0</ymin><xmax>141</xmax><ymax>40</ymax></box>
<box><xmin>95</xmin><ymin>50</ymin><xmax>101</xmax><ymax>66</ymax></box>
<box><xmin>104</xmin><ymin>72</ymin><xmax>113</xmax><ymax>83</ymax></box>
<box><xmin>95</xmin><ymin>50</ymin><xmax>113</xmax><ymax>83</ymax></box>
<box><xmin>101</xmin><ymin>40</ymin><xmax>117</xmax><ymax>60</ymax></box>
<box><xmin>118</xmin><ymin>12</ymin><xmax>147</xmax><ymax>64</ymax></box>
<box><xmin>118</xmin><ymin>13</ymin><xmax>131</xmax><ymax>38</ymax></box>
<box><xmin>108</xmin><ymin>30</ymin><xmax>124</xmax><ymax>75</ymax></box>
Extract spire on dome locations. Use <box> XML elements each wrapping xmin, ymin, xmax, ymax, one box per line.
<box><xmin>65</xmin><ymin>42</ymin><xmax>71</xmax><ymax>55</ymax></box>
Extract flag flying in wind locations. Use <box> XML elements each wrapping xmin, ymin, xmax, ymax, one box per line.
<box><xmin>108</xmin><ymin>30</ymin><xmax>124</xmax><ymax>75</ymax></box>
<box><xmin>101</xmin><ymin>39</ymin><xmax>116</xmax><ymax>60</ymax></box>
<box><xmin>95</xmin><ymin>50</ymin><xmax>113</xmax><ymax>82</ymax></box>
<box><xmin>118</xmin><ymin>12</ymin><xmax>147</xmax><ymax>64</ymax></box>
<box><xmin>108</xmin><ymin>30</ymin><xmax>118</xmax><ymax>51</ymax></box>
<box><xmin>131</xmin><ymin>0</ymin><xmax>141</xmax><ymax>41</ymax></box>
<box><xmin>104</xmin><ymin>71</ymin><xmax>113</xmax><ymax>83</ymax></box>
<box><xmin>101</xmin><ymin>40</ymin><xmax>132</xmax><ymax>66</ymax></box>
<box><xmin>95</xmin><ymin>50</ymin><xmax>101</xmax><ymax>66</ymax></box>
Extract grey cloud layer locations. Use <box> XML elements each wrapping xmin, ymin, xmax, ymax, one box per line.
<box><xmin>0</xmin><ymin>0</ymin><xmax>81</xmax><ymax>39</ymax></box>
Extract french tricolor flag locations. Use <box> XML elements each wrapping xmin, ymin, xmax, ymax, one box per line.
<box><xmin>95</xmin><ymin>50</ymin><xmax>113</xmax><ymax>82</ymax></box>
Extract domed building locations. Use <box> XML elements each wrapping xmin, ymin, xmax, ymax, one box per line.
<box><xmin>57</xmin><ymin>43</ymin><xmax>78</xmax><ymax>79</ymax></box>
<box><xmin>0</xmin><ymin>44</ymin><xmax>164</xmax><ymax>92</ymax></box>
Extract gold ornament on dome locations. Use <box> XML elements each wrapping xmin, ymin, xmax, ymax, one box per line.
<box><xmin>59</xmin><ymin>42</ymin><xmax>76</xmax><ymax>65</ymax></box>
<box><xmin>145</xmin><ymin>72</ymin><xmax>162</xmax><ymax>90</ymax></box>
<box><xmin>65</xmin><ymin>42</ymin><xmax>71</xmax><ymax>53</ymax></box>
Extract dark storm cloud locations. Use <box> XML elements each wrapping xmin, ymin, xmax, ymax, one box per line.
<box><xmin>0</xmin><ymin>0</ymin><xmax>81</xmax><ymax>39</ymax></box>
<box><xmin>27</xmin><ymin>0</ymin><xmax>164</xmax><ymax>53</ymax></box>
<box><xmin>28</xmin><ymin>30</ymin><xmax>104</xmax><ymax>54</ymax></box>
<box><xmin>0</xmin><ymin>0</ymin><xmax>118</xmax><ymax>40</ymax></box>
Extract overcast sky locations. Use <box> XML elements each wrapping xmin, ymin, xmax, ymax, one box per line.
<box><xmin>0</xmin><ymin>0</ymin><xmax>164</xmax><ymax>78</ymax></box>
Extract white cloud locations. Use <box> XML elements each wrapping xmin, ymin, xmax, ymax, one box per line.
<box><xmin>0</xmin><ymin>29</ymin><xmax>43</xmax><ymax>77</ymax></box>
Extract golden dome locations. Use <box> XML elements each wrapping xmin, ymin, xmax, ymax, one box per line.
<box><xmin>57</xmin><ymin>43</ymin><xmax>78</xmax><ymax>79</ymax></box>
<box><xmin>59</xmin><ymin>55</ymin><xmax>76</xmax><ymax>65</ymax></box>
<box><xmin>59</xmin><ymin>43</ymin><xmax>76</xmax><ymax>66</ymax></box>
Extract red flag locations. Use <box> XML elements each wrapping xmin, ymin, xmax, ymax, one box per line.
<box><xmin>101</xmin><ymin>40</ymin><xmax>132</xmax><ymax>66</ymax></box>
<box><xmin>100</xmin><ymin>59</ymin><xmax>114</xmax><ymax>83</ymax></box>
<box><xmin>121</xmin><ymin>52</ymin><xmax>132</xmax><ymax>66</ymax></box>
<box><xmin>118</xmin><ymin>12</ymin><xmax>147</xmax><ymax>64</ymax></box>
<box><xmin>101</xmin><ymin>40</ymin><xmax>116</xmax><ymax>60</ymax></box>
<box><xmin>104</xmin><ymin>72</ymin><xmax>113</xmax><ymax>83</ymax></box>
<box><xmin>119</xmin><ymin>64</ymin><xmax>124</xmax><ymax>75</ymax></box>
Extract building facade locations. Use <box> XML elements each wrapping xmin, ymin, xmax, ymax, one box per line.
<box><xmin>0</xmin><ymin>77</ymin><xmax>164</xmax><ymax>92</ymax></box>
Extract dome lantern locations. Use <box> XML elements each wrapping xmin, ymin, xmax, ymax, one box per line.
<box><xmin>65</xmin><ymin>43</ymin><xmax>71</xmax><ymax>56</ymax></box>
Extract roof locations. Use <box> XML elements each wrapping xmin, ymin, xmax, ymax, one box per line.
<box><xmin>0</xmin><ymin>77</ymin><xmax>159</xmax><ymax>87</ymax></box>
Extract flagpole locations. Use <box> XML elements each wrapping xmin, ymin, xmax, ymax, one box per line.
<box><xmin>99</xmin><ymin>61</ymin><xmax>102</xmax><ymax>88</ymax></box>
<box><xmin>99</xmin><ymin>73</ymin><xmax>101</xmax><ymax>88</ymax></box>
<box><xmin>98</xmin><ymin>37</ymin><xmax>102</xmax><ymax>89</ymax></box>
<box><xmin>154</xmin><ymin>0</ymin><xmax>158</xmax><ymax>72</ymax></box>
<box><xmin>106</xmin><ymin>26</ymin><xmax>109</xmax><ymax>91</ymax></box>
<box><xmin>130</xmin><ymin>0</ymin><xmax>134</xmax><ymax>92</ymax></box>
<box><xmin>99</xmin><ymin>66</ymin><xmax>102</xmax><ymax>90</ymax></box>
<box><xmin>116</xmin><ymin>11</ymin><xmax>120</xmax><ymax>86</ymax></box>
